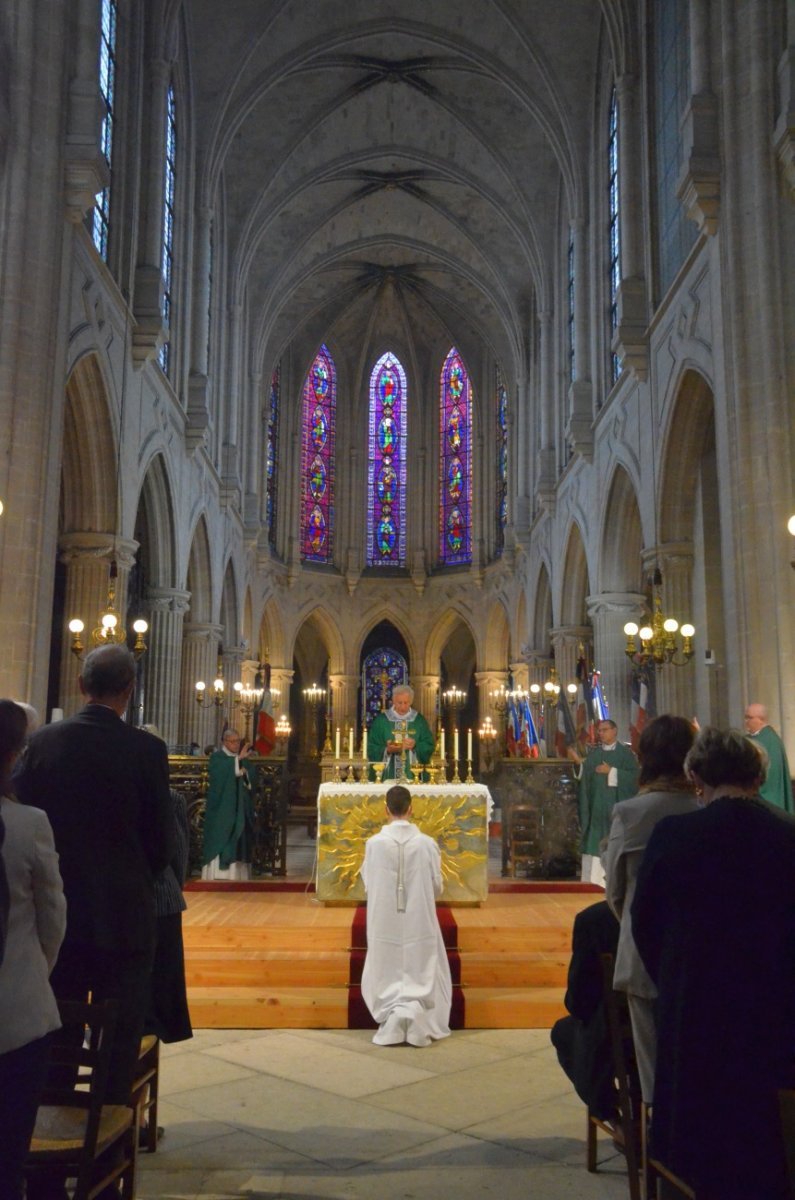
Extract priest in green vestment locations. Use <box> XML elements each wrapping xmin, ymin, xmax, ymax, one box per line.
<box><xmin>744</xmin><ymin>703</ymin><xmax>794</xmax><ymax>813</ymax></box>
<box><xmin>201</xmin><ymin>728</ymin><xmax>257</xmax><ymax>880</ymax></box>
<box><xmin>368</xmin><ymin>684</ymin><xmax>435</xmax><ymax>781</ymax></box>
<box><xmin>568</xmin><ymin>719</ymin><xmax>638</xmax><ymax>884</ymax></box>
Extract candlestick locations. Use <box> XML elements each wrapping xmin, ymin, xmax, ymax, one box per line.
<box><xmin>349</xmin><ymin>727</ymin><xmax>354</xmax><ymax>760</ymax></box>
<box><xmin>335</xmin><ymin>727</ymin><xmax>341</xmax><ymax>759</ymax></box>
<box><xmin>454</xmin><ymin>728</ymin><xmax>459</xmax><ymax>762</ymax></box>
<box><xmin>467</xmin><ymin>727</ymin><xmax>473</xmax><ymax>762</ymax></box>
<box><xmin>440</xmin><ymin>729</ymin><xmax>446</xmax><ymax>761</ymax></box>
<box><xmin>362</xmin><ymin>727</ymin><xmax>367</xmax><ymax>760</ymax></box>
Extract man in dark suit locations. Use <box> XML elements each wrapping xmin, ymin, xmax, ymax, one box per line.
<box><xmin>14</xmin><ymin>644</ymin><xmax>174</xmax><ymax>1105</ymax></box>
<box><xmin>550</xmin><ymin>899</ymin><xmax>620</xmax><ymax>1119</ymax></box>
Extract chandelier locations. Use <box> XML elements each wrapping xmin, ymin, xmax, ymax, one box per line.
<box><xmin>69</xmin><ymin>559</ymin><xmax>148</xmax><ymax>660</ymax></box>
<box><xmin>623</xmin><ymin>568</ymin><xmax>695</xmax><ymax>666</ymax></box>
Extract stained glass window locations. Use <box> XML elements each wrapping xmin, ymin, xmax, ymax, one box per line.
<box><xmin>300</xmin><ymin>344</ymin><xmax>336</xmax><ymax>562</ymax></box>
<box><xmin>367</xmin><ymin>352</ymin><xmax>407</xmax><ymax>567</ymax></box>
<box><xmin>158</xmin><ymin>83</ymin><xmax>176</xmax><ymax>375</ymax></box>
<box><xmin>91</xmin><ymin>0</ymin><xmax>117</xmax><ymax>260</ymax></box>
<box><xmin>362</xmin><ymin>649</ymin><xmax>408</xmax><ymax>727</ymax></box>
<box><xmin>266</xmin><ymin>364</ymin><xmax>280</xmax><ymax>547</ymax></box>
<box><xmin>496</xmin><ymin>367</ymin><xmax>508</xmax><ymax>557</ymax></box>
<box><xmin>654</xmin><ymin>0</ymin><xmax>696</xmax><ymax>295</ymax></box>
<box><xmin>608</xmin><ymin>86</ymin><xmax>621</xmax><ymax>386</ymax></box>
<box><xmin>439</xmin><ymin>347</ymin><xmax>472</xmax><ymax>565</ymax></box>
<box><xmin>567</xmin><ymin>229</ymin><xmax>576</xmax><ymax>384</ymax></box>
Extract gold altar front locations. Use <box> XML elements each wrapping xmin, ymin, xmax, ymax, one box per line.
<box><xmin>316</xmin><ymin>782</ymin><xmax>491</xmax><ymax>905</ymax></box>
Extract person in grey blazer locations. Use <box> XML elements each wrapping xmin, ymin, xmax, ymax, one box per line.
<box><xmin>0</xmin><ymin>699</ymin><xmax>66</xmax><ymax>1200</ymax></box>
<box><xmin>603</xmin><ymin>714</ymin><xmax>699</xmax><ymax>1102</ymax></box>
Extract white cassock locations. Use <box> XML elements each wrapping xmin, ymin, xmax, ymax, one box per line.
<box><xmin>360</xmin><ymin>820</ymin><xmax>452</xmax><ymax>1047</ymax></box>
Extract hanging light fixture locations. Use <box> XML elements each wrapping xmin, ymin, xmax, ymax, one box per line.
<box><xmin>69</xmin><ymin>559</ymin><xmax>148</xmax><ymax>659</ymax></box>
<box><xmin>623</xmin><ymin>567</ymin><xmax>695</xmax><ymax>666</ymax></box>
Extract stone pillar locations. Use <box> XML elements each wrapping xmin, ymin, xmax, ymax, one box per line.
<box><xmin>411</xmin><ymin>674</ymin><xmax>440</xmax><ymax>730</ymax></box>
<box><xmin>587</xmin><ymin>592</ymin><xmax>646</xmax><ymax>742</ymax></box>
<box><xmin>58</xmin><ymin>533</ymin><xmax>138</xmax><ymax>717</ymax></box>
<box><xmin>133</xmin><ymin>58</ymin><xmax>170</xmax><ymax>364</ymax></box>
<box><xmin>642</xmin><ymin>546</ymin><xmax>697</xmax><ymax>720</ymax></box>
<box><xmin>187</xmin><ymin>204</ymin><xmax>214</xmax><ymax>449</ymax></box>
<box><xmin>475</xmin><ymin>669</ymin><xmax>509</xmax><ymax>754</ymax></box>
<box><xmin>550</xmin><ymin>625</ymin><xmax>592</xmax><ymax>691</ymax></box>
<box><xmin>328</xmin><ymin>673</ymin><xmax>359</xmax><ymax>740</ymax></box>
<box><xmin>178</xmin><ymin>622</ymin><xmax>224</xmax><ymax>749</ymax></box>
<box><xmin>269</xmin><ymin>668</ymin><xmax>294</xmax><ymax>721</ymax></box>
<box><xmin>220</xmin><ymin>646</ymin><xmax>245</xmax><ymax>733</ymax></box>
<box><xmin>566</xmin><ymin>218</ymin><xmax>594</xmax><ymax>460</ymax></box>
<box><xmin>64</xmin><ymin>0</ymin><xmax>109</xmax><ymax>222</ymax></box>
<box><xmin>143</xmin><ymin>587</ymin><xmax>190</xmax><ymax>745</ymax></box>
<box><xmin>613</xmin><ymin>75</ymin><xmax>648</xmax><ymax>378</ymax></box>
<box><xmin>536</xmin><ymin>310</ymin><xmax>556</xmax><ymax>510</ymax></box>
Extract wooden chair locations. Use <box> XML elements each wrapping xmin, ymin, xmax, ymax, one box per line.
<box><xmin>26</xmin><ymin>999</ymin><xmax>136</xmax><ymax>1200</ymax></box>
<box><xmin>586</xmin><ymin>953</ymin><xmax>644</xmax><ymax>1200</ymax></box>
<box><xmin>132</xmin><ymin>1034</ymin><xmax>161</xmax><ymax>1153</ymax></box>
<box><xmin>507</xmin><ymin>804</ymin><xmax>542</xmax><ymax>877</ymax></box>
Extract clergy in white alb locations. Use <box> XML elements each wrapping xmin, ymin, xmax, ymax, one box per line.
<box><xmin>360</xmin><ymin>785</ymin><xmax>452</xmax><ymax>1047</ymax></box>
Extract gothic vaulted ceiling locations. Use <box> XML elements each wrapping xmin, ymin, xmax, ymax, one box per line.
<box><xmin>184</xmin><ymin>0</ymin><xmax>610</xmax><ymax>389</ymax></box>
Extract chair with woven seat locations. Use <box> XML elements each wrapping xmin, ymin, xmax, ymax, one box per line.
<box><xmin>132</xmin><ymin>1034</ymin><xmax>161</xmax><ymax>1153</ymax></box>
<box><xmin>586</xmin><ymin>953</ymin><xmax>645</xmax><ymax>1200</ymax></box>
<box><xmin>25</xmin><ymin>998</ymin><xmax>136</xmax><ymax>1200</ymax></box>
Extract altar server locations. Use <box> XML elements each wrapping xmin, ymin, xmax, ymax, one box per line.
<box><xmin>360</xmin><ymin>785</ymin><xmax>451</xmax><ymax>1047</ymax></box>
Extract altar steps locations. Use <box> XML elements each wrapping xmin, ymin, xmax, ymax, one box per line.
<box><xmin>183</xmin><ymin>890</ymin><xmax>592</xmax><ymax>1030</ymax></box>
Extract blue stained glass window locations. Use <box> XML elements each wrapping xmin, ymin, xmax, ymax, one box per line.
<box><xmin>496</xmin><ymin>367</ymin><xmax>508</xmax><ymax>557</ymax></box>
<box><xmin>158</xmin><ymin>83</ymin><xmax>176</xmax><ymax>375</ymax></box>
<box><xmin>266</xmin><ymin>364</ymin><xmax>279</xmax><ymax>547</ymax></box>
<box><xmin>608</xmin><ymin>86</ymin><xmax>621</xmax><ymax>386</ymax></box>
<box><xmin>367</xmin><ymin>352</ymin><xmax>407</xmax><ymax>567</ymax></box>
<box><xmin>439</xmin><ymin>348</ymin><xmax>472</xmax><ymax>565</ymax></box>
<box><xmin>91</xmin><ymin>0</ymin><xmax>117</xmax><ymax>260</ymax></box>
<box><xmin>301</xmin><ymin>345</ymin><xmax>336</xmax><ymax>562</ymax></box>
<box><xmin>362</xmin><ymin>649</ymin><xmax>408</xmax><ymax>727</ymax></box>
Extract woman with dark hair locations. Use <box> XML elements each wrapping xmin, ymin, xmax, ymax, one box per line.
<box><xmin>0</xmin><ymin>699</ymin><xmax>66</xmax><ymax>1199</ymax></box>
<box><xmin>603</xmin><ymin>714</ymin><xmax>699</xmax><ymax>1102</ymax></box>
<box><xmin>633</xmin><ymin>728</ymin><xmax>795</xmax><ymax>1200</ymax></box>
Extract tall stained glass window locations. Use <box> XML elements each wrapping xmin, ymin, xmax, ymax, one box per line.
<box><xmin>266</xmin><ymin>364</ymin><xmax>280</xmax><ymax>547</ymax></box>
<box><xmin>362</xmin><ymin>648</ymin><xmax>408</xmax><ymax>727</ymax></box>
<box><xmin>567</xmin><ymin>229</ymin><xmax>576</xmax><ymax>384</ymax></box>
<box><xmin>367</xmin><ymin>352</ymin><xmax>407</xmax><ymax>567</ymax></box>
<box><xmin>608</xmin><ymin>86</ymin><xmax>621</xmax><ymax>386</ymax></box>
<box><xmin>300</xmin><ymin>344</ymin><xmax>336</xmax><ymax>562</ymax></box>
<box><xmin>91</xmin><ymin>0</ymin><xmax>117</xmax><ymax>260</ymax></box>
<box><xmin>496</xmin><ymin>367</ymin><xmax>508</xmax><ymax>557</ymax></box>
<box><xmin>159</xmin><ymin>83</ymin><xmax>176</xmax><ymax>375</ymax></box>
<box><xmin>439</xmin><ymin>347</ymin><xmax>472</xmax><ymax>566</ymax></box>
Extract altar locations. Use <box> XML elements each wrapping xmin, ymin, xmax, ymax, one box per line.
<box><xmin>316</xmin><ymin>781</ymin><xmax>492</xmax><ymax>905</ymax></box>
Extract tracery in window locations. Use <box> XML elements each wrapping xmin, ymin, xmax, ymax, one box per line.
<box><xmin>439</xmin><ymin>347</ymin><xmax>472</xmax><ymax>566</ymax></box>
<box><xmin>158</xmin><ymin>83</ymin><xmax>176</xmax><ymax>375</ymax></box>
<box><xmin>91</xmin><ymin>0</ymin><xmax>117</xmax><ymax>260</ymax></box>
<box><xmin>608</xmin><ymin>86</ymin><xmax>621</xmax><ymax>386</ymax></box>
<box><xmin>496</xmin><ymin>367</ymin><xmax>508</xmax><ymax>557</ymax></box>
<box><xmin>266</xmin><ymin>364</ymin><xmax>280</xmax><ymax>548</ymax></box>
<box><xmin>300</xmin><ymin>345</ymin><xmax>336</xmax><ymax>563</ymax></box>
<box><xmin>367</xmin><ymin>352</ymin><xmax>407</xmax><ymax>568</ymax></box>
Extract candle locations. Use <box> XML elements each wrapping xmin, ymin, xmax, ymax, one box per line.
<box><xmin>335</xmin><ymin>727</ymin><xmax>341</xmax><ymax>759</ymax></box>
<box><xmin>349</xmin><ymin>727</ymin><xmax>354</xmax><ymax>760</ymax></box>
<box><xmin>362</xmin><ymin>727</ymin><xmax>367</xmax><ymax>760</ymax></box>
<box><xmin>467</xmin><ymin>728</ymin><xmax>473</xmax><ymax>761</ymax></box>
<box><xmin>454</xmin><ymin>728</ymin><xmax>459</xmax><ymax>761</ymax></box>
<box><xmin>440</xmin><ymin>729</ymin><xmax>446</xmax><ymax>761</ymax></box>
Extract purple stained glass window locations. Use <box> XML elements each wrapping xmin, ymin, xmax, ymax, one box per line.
<box><xmin>496</xmin><ymin>367</ymin><xmax>508</xmax><ymax>556</ymax></box>
<box><xmin>367</xmin><ymin>352</ymin><xmax>407</xmax><ymax>567</ymax></box>
<box><xmin>439</xmin><ymin>347</ymin><xmax>472</xmax><ymax>565</ymax></box>
<box><xmin>301</xmin><ymin>345</ymin><xmax>336</xmax><ymax>562</ymax></box>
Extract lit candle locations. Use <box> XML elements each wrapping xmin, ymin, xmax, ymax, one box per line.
<box><xmin>454</xmin><ymin>727</ymin><xmax>459</xmax><ymax>762</ymax></box>
<box><xmin>440</xmin><ymin>729</ymin><xmax>446</xmax><ymax>761</ymax></box>
<box><xmin>467</xmin><ymin>728</ymin><xmax>473</xmax><ymax>761</ymax></box>
<box><xmin>362</xmin><ymin>727</ymin><xmax>367</xmax><ymax>760</ymax></box>
<box><xmin>349</xmin><ymin>727</ymin><xmax>354</xmax><ymax>760</ymax></box>
<box><xmin>335</xmin><ymin>727</ymin><xmax>341</xmax><ymax>760</ymax></box>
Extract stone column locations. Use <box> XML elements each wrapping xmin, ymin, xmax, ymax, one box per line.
<box><xmin>187</xmin><ymin>204</ymin><xmax>214</xmax><ymax>448</ymax></box>
<box><xmin>566</xmin><ymin>218</ymin><xmax>594</xmax><ymax>459</ymax></box>
<box><xmin>220</xmin><ymin>646</ymin><xmax>245</xmax><ymax>734</ymax></box>
<box><xmin>586</xmin><ymin>592</ymin><xmax>646</xmax><ymax>742</ymax></box>
<box><xmin>550</xmin><ymin>625</ymin><xmax>592</xmax><ymax>691</ymax></box>
<box><xmin>178</xmin><ymin>622</ymin><xmax>224</xmax><ymax>749</ymax></box>
<box><xmin>143</xmin><ymin>587</ymin><xmax>190</xmax><ymax>745</ymax></box>
<box><xmin>58</xmin><ymin>533</ymin><xmax>138</xmax><ymax>717</ymax></box>
<box><xmin>133</xmin><ymin>58</ymin><xmax>169</xmax><ymax>364</ymax></box>
<box><xmin>475</xmin><ymin>669</ymin><xmax>509</xmax><ymax>754</ymax></box>
<box><xmin>536</xmin><ymin>310</ymin><xmax>556</xmax><ymax>510</ymax></box>
<box><xmin>613</xmin><ymin>75</ymin><xmax>648</xmax><ymax>377</ymax></box>
<box><xmin>328</xmin><ymin>673</ymin><xmax>359</xmax><ymax>742</ymax></box>
<box><xmin>642</xmin><ymin>545</ymin><xmax>697</xmax><ymax>719</ymax></box>
<box><xmin>269</xmin><ymin>668</ymin><xmax>294</xmax><ymax>721</ymax></box>
<box><xmin>411</xmin><ymin>674</ymin><xmax>440</xmax><ymax>730</ymax></box>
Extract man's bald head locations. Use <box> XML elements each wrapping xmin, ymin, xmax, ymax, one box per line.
<box><xmin>743</xmin><ymin>703</ymin><xmax>769</xmax><ymax>734</ymax></box>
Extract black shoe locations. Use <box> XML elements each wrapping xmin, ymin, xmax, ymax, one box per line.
<box><xmin>138</xmin><ymin>1123</ymin><xmax>165</xmax><ymax>1149</ymax></box>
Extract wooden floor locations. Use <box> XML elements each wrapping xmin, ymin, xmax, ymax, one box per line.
<box><xmin>183</xmin><ymin>889</ymin><xmax>597</xmax><ymax>1029</ymax></box>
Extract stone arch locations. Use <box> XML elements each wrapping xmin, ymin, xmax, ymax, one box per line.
<box><xmin>354</xmin><ymin>610</ymin><xmax>419</xmax><ymax>678</ymax></box>
<box><xmin>62</xmin><ymin>353</ymin><xmax>117</xmax><ymax>533</ymax></box>
<box><xmin>559</xmin><ymin>520</ymin><xmax>590</xmax><ymax>626</ymax></box>
<box><xmin>424</xmin><ymin>607</ymin><xmax>478</xmax><ymax>677</ymax></box>
<box><xmin>532</xmin><ymin>562</ymin><xmax>553</xmax><ymax>651</ymax></box>
<box><xmin>658</xmin><ymin>367</ymin><xmax>715</xmax><ymax>544</ymax></box>
<box><xmin>185</xmin><ymin>516</ymin><xmax>212</xmax><ymax>624</ymax></box>
<box><xmin>134</xmin><ymin>453</ymin><xmax>177</xmax><ymax>588</ymax></box>
<box><xmin>258</xmin><ymin>595</ymin><xmax>287</xmax><ymax>666</ymax></box>
<box><xmin>292</xmin><ymin>605</ymin><xmax>345</xmax><ymax>678</ymax></box>
<box><xmin>599</xmin><ymin>464</ymin><xmax>643</xmax><ymax>592</ymax></box>
<box><xmin>483</xmin><ymin>598</ymin><xmax>511</xmax><ymax>669</ymax></box>
<box><xmin>219</xmin><ymin>559</ymin><xmax>240</xmax><ymax>647</ymax></box>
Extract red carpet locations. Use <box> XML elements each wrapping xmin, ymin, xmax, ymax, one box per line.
<box><xmin>347</xmin><ymin>904</ymin><xmax>465</xmax><ymax>1030</ymax></box>
<box><xmin>185</xmin><ymin>880</ymin><xmax>315</xmax><ymax>892</ymax></box>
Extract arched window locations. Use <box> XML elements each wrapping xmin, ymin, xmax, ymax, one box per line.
<box><xmin>367</xmin><ymin>352</ymin><xmax>407</xmax><ymax>567</ymax></box>
<box><xmin>158</xmin><ymin>82</ymin><xmax>176</xmax><ymax>375</ymax></box>
<box><xmin>439</xmin><ymin>347</ymin><xmax>472</xmax><ymax>566</ymax></box>
<box><xmin>362</xmin><ymin>648</ymin><xmax>408</xmax><ymax>727</ymax></box>
<box><xmin>300</xmin><ymin>344</ymin><xmax>336</xmax><ymax>562</ymax></box>
<box><xmin>608</xmin><ymin>86</ymin><xmax>620</xmax><ymax>386</ymax></box>
<box><xmin>91</xmin><ymin>0</ymin><xmax>118</xmax><ymax>260</ymax></box>
<box><xmin>266</xmin><ymin>364</ymin><xmax>280</xmax><ymax>548</ymax></box>
<box><xmin>496</xmin><ymin>367</ymin><xmax>508</xmax><ymax>557</ymax></box>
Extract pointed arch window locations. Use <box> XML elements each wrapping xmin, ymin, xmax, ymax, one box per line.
<box><xmin>300</xmin><ymin>344</ymin><xmax>336</xmax><ymax>563</ymax></box>
<box><xmin>367</xmin><ymin>352</ymin><xmax>407</xmax><ymax>567</ymax></box>
<box><xmin>91</xmin><ymin>0</ymin><xmax>118</xmax><ymax>260</ymax></box>
<box><xmin>608</xmin><ymin>86</ymin><xmax>621</xmax><ymax>386</ymax></box>
<box><xmin>266</xmin><ymin>364</ymin><xmax>280</xmax><ymax>548</ymax></box>
<box><xmin>496</xmin><ymin>367</ymin><xmax>508</xmax><ymax>557</ymax></box>
<box><xmin>158</xmin><ymin>82</ymin><xmax>176</xmax><ymax>375</ymax></box>
<box><xmin>439</xmin><ymin>347</ymin><xmax>472</xmax><ymax>566</ymax></box>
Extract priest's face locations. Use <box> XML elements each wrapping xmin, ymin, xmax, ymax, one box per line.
<box><xmin>597</xmin><ymin>721</ymin><xmax>618</xmax><ymax>746</ymax></box>
<box><xmin>393</xmin><ymin>692</ymin><xmax>411</xmax><ymax>716</ymax></box>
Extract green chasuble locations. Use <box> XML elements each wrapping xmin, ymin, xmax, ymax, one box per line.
<box><xmin>751</xmin><ymin>725</ymin><xmax>794</xmax><ymax>813</ymax></box>
<box><xmin>202</xmin><ymin>750</ymin><xmax>257</xmax><ymax>867</ymax></box>
<box><xmin>578</xmin><ymin>742</ymin><xmax>639</xmax><ymax>855</ymax></box>
<box><xmin>368</xmin><ymin>709</ymin><xmax>435</xmax><ymax>781</ymax></box>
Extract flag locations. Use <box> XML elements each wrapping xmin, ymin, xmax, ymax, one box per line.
<box><xmin>518</xmin><ymin>696</ymin><xmax>541</xmax><ymax>759</ymax></box>
<box><xmin>505</xmin><ymin>696</ymin><xmax>520</xmax><ymax>757</ymax></box>
<box><xmin>575</xmin><ymin>655</ymin><xmax>596</xmax><ymax>749</ymax></box>
<box><xmin>629</xmin><ymin>663</ymin><xmax>656</xmax><ymax>752</ymax></box>
<box><xmin>591</xmin><ymin>670</ymin><xmax>609</xmax><ymax>722</ymax></box>
<box><xmin>254</xmin><ymin>661</ymin><xmax>276</xmax><ymax>756</ymax></box>
<box><xmin>554</xmin><ymin>692</ymin><xmax>579</xmax><ymax>758</ymax></box>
